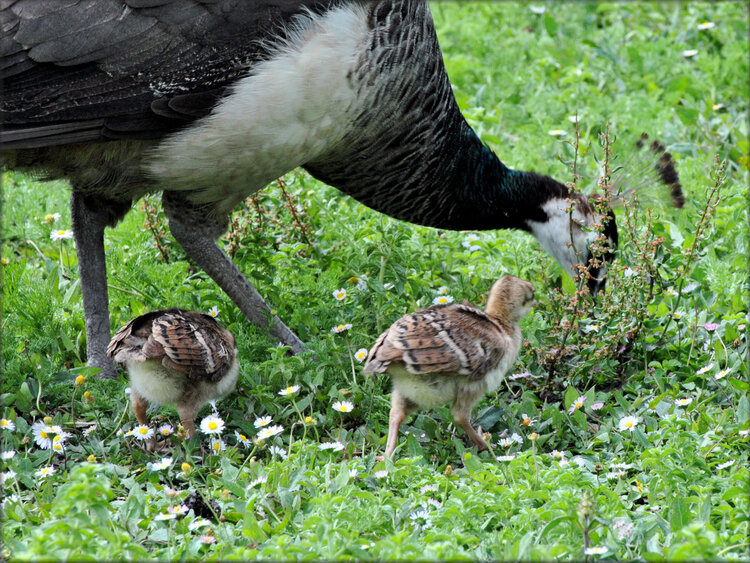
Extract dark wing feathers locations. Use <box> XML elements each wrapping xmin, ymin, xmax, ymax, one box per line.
<box><xmin>1</xmin><ymin>0</ymin><xmax>330</xmax><ymax>148</ymax></box>
<box><xmin>108</xmin><ymin>309</ymin><xmax>235</xmax><ymax>381</ymax></box>
<box><xmin>364</xmin><ymin>304</ymin><xmax>506</xmax><ymax>380</ymax></box>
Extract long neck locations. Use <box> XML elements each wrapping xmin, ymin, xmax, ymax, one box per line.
<box><xmin>304</xmin><ymin>0</ymin><xmax>569</xmax><ymax>232</ymax></box>
<box><xmin>430</xmin><ymin>123</ymin><xmax>569</xmax><ymax>231</ymax></box>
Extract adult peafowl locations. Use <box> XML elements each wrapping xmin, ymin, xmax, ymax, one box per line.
<box><xmin>0</xmin><ymin>0</ymin><xmax>683</xmax><ymax>378</ymax></box>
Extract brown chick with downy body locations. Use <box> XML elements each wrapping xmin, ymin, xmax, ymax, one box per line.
<box><xmin>364</xmin><ymin>275</ymin><xmax>535</xmax><ymax>457</ymax></box>
<box><xmin>107</xmin><ymin>309</ymin><xmax>238</xmax><ymax>448</ymax></box>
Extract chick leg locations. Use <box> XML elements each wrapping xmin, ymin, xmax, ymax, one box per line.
<box><xmin>163</xmin><ymin>193</ymin><xmax>304</xmax><ymax>354</ymax></box>
<box><xmin>131</xmin><ymin>391</ymin><xmax>156</xmax><ymax>451</ymax></box>
<box><xmin>385</xmin><ymin>389</ymin><xmax>417</xmax><ymax>457</ymax></box>
<box><xmin>177</xmin><ymin>402</ymin><xmax>200</xmax><ymax>440</ymax></box>
<box><xmin>70</xmin><ymin>193</ymin><xmax>130</xmax><ymax>379</ymax></box>
<box><xmin>451</xmin><ymin>392</ymin><xmax>487</xmax><ymax>452</ymax></box>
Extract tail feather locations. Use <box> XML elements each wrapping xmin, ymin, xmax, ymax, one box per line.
<box><xmin>609</xmin><ymin>133</ymin><xmax>685</xmax><ymax>208</ymax></box>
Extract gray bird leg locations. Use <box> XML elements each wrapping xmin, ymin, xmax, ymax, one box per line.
<box><xmin>71</xmin><ymin>192</ymin><xmax>129</xmax><ymax>380</ymax></box>
<box><xmin>162</xmin><ymin>193</ymin><xmax>304</xmax><ymax>354</ymax></box>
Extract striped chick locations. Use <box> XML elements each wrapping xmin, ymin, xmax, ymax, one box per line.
<box><xmin>108</xmin><ymin>309</ymin><xmax>238</xmax><ymax>446</ymax></box>
<box><xmin>364</xmin><ymin>275</ymin><xmax>535</xmax><ymax>457</ymax></box>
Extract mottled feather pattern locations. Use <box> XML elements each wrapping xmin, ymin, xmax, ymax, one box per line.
<box><xmin>108</xmin><ymin>309</ymin><xmax>235</xmax><ymax>382</ymax></box>
<box><xmin>366</xmin><ymin>303</ymin><xmax>508</xmax><ymax>381</ymax></box>
<box><xmin>365</xmin><ymin>275</ymin><xmax>534</xmax><ymax>456</ymax></box>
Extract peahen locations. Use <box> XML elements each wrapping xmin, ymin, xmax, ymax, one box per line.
<box><xmin>0</xmin><ymin>0</ymin><xmax>683</xmax><ymax>378</ymax></box>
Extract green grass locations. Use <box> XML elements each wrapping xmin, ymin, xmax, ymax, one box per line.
<box><xmin>1</xmin><ymin>2</ymin><xmax>748</xmax><ymax>560</ymax></box>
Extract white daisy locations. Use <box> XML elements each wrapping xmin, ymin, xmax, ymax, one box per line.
<box><xmin>568</xmin><ymin>395</ymin><xmax>586</xmax><ymax>414</ymax></box>
<box><xmin>207</xmin><ymin>306</ymin><xmax>219</xmax><ymax>318</ymax></box>
<box><xmin>697</xmin><ymin>22</ymin><xmax>715</xmax><ymax>30</ymax></box>
<box><xmin>35</xmin><ymin>465</ymin><xmax>56</xmax><ymax>479</ymax></box>
<box><xmin>432</xmin><ymin>295</ymin><xmax>454</xmax><ymax>305</ymax></box>
<box><xmin>167</xmin><ymin>504</ymin><xmax>188</xmax><ymax>517</ymax></box>
<box><xmin>208</xmin><ymin>437</ymin><xmax>226</xmax><ymax>454</ymax></box>
<box><xmin>157</xmin><ymin>424</ymin><xmax>174</xmax><ymax>436</ymax></box>
<box><xmin>682</xmin><ymin>49</ymin><xmax>698</xmax><ymax>57</ymax></box>
<box><xmin>31</xmin><ymin>421</ymin><xmax>57</xmax><ymax>449</ymax></box>
<box><xmin>188</xmin><ymin>519</ymin><xmax>211</xmax><ymax>531</ymax></box>
<box><xmin>714</xmin><ymin>369</ymin><xmax>731</xmax><ymax>380</ymax></box>
<box><xmin>318</xmin><ymin>441</ymin><xmax>345</xmax><ymax>452</ymax></box>
<box><xmin>529</xmin><ymin>5</ymin><xmax>546</xmax><ymax>14</ymax></box>
<box><xmin>0</xmin><ymin>450</ymin><xmax>16</xmax><ymax>461</ymax></box>
<box><xmin>154</xmin><ymin>512</ymin><xmax>176</xmax><ymax>521</ymax></box>
<box><xmin>257</xmin><ymin>425</ymin><xmax>284</xmax><ymax>440</ymax></box>
<box><xmin>147</xmin><ymin>457</ymin><xmax>173</xmax><ymax>471</ymax></box>
<box><xmin>618</xmin><ymin>416</ymin><xmax>639</xmax><ymax>432</ymax></box>
<box><xmin>497</xmin><ymin>455</ymin><xmax>516</xmax><ymax>461</ymax></box>
<box><xmin>0</xmin><ymin>419</ymin><xmax>14</xmax><ymax>432</ymax></box>
<box><xmin>235</xmin><ymin>431</ymin><xmax>251</xmax><ymax>447</ymax></box>
<box><xmin>716</xmin><ymin>460</ymin><xmax>735</xmax><ymax>470</ymax></box>
<box><xmin>200</xmin><ymin>414</ymin><xmax>225</xmax><ymax>435</ymax></box>
<box><xmin>354</xmin><ymin>348</ymin><xmax>368</xmax><ymax>362</ymax></box>
<box><xmin>373</xmin><ymin>470</ymin><xmax>388</xmax><ymax>479</ymax></box>
<box><xmin>268</xmin><ymin>445</ymin><xmax>288</xmax><ymax>459</ymax></box>
<box><xmin>332</xmin><ymin>400</ymin><xmax>354</xmax><ymax>413</ymax></box>
<box><xmin>254</xmin><ymin>415</ymin><xmax>273</xmax><ymax>427</ymax></box>
<box><xmin>132</xmin><ymin>424</ymin><xmax>154</xmax><ymax>441</ymax></box>
<box><xmin>332</xmin><ymin>288</ymin><xmax>347</xmax><ymax>301</ymax></box>
<box><xmin>331</xmin><ymin>323</ymin><xmax>353</xmax><ymax>334</ymax></box>
<box><xmin>584</xmin><ymin>546</ymin><xmax>608</xmax><ymax>555</ymax></box>
<box><xmin>548</xmin><ymin>129</ymin><xmax>567</xmax><ymax>136</ymax></box>
<box><xmin>278</xmin><ymin>385</ymin><xmax>300</xmax><ymax>396</ymax></box>
<box><xmin>50</xmin><ymin>229</ymin><xmax>74</xmax><ymax>241</ymax></box>
<box><xmin>436</xmin><ymin>286</ymin><xmax>449</xmax><ymax>295</ymax></box>
<box><xmin>675</xmin><ymin>398</ymin><xmax>693</xmax><ymax>407</ymax></box>
<box><xmin>696</xmin><ymin>363</ymin><xmax>714</xmax><ymax>375</ymax></box>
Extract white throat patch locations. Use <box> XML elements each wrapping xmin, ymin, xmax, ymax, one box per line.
<box><xmin>526</xmin><ymin>197</ymin><xmax>594</xmax><ymax>277</ymax></box>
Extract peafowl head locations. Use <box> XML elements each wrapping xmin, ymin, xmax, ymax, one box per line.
<box><xmin>525</xmin><ymin>134</ymin><xmax>683</xmax><ymax>296</ymax></box>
